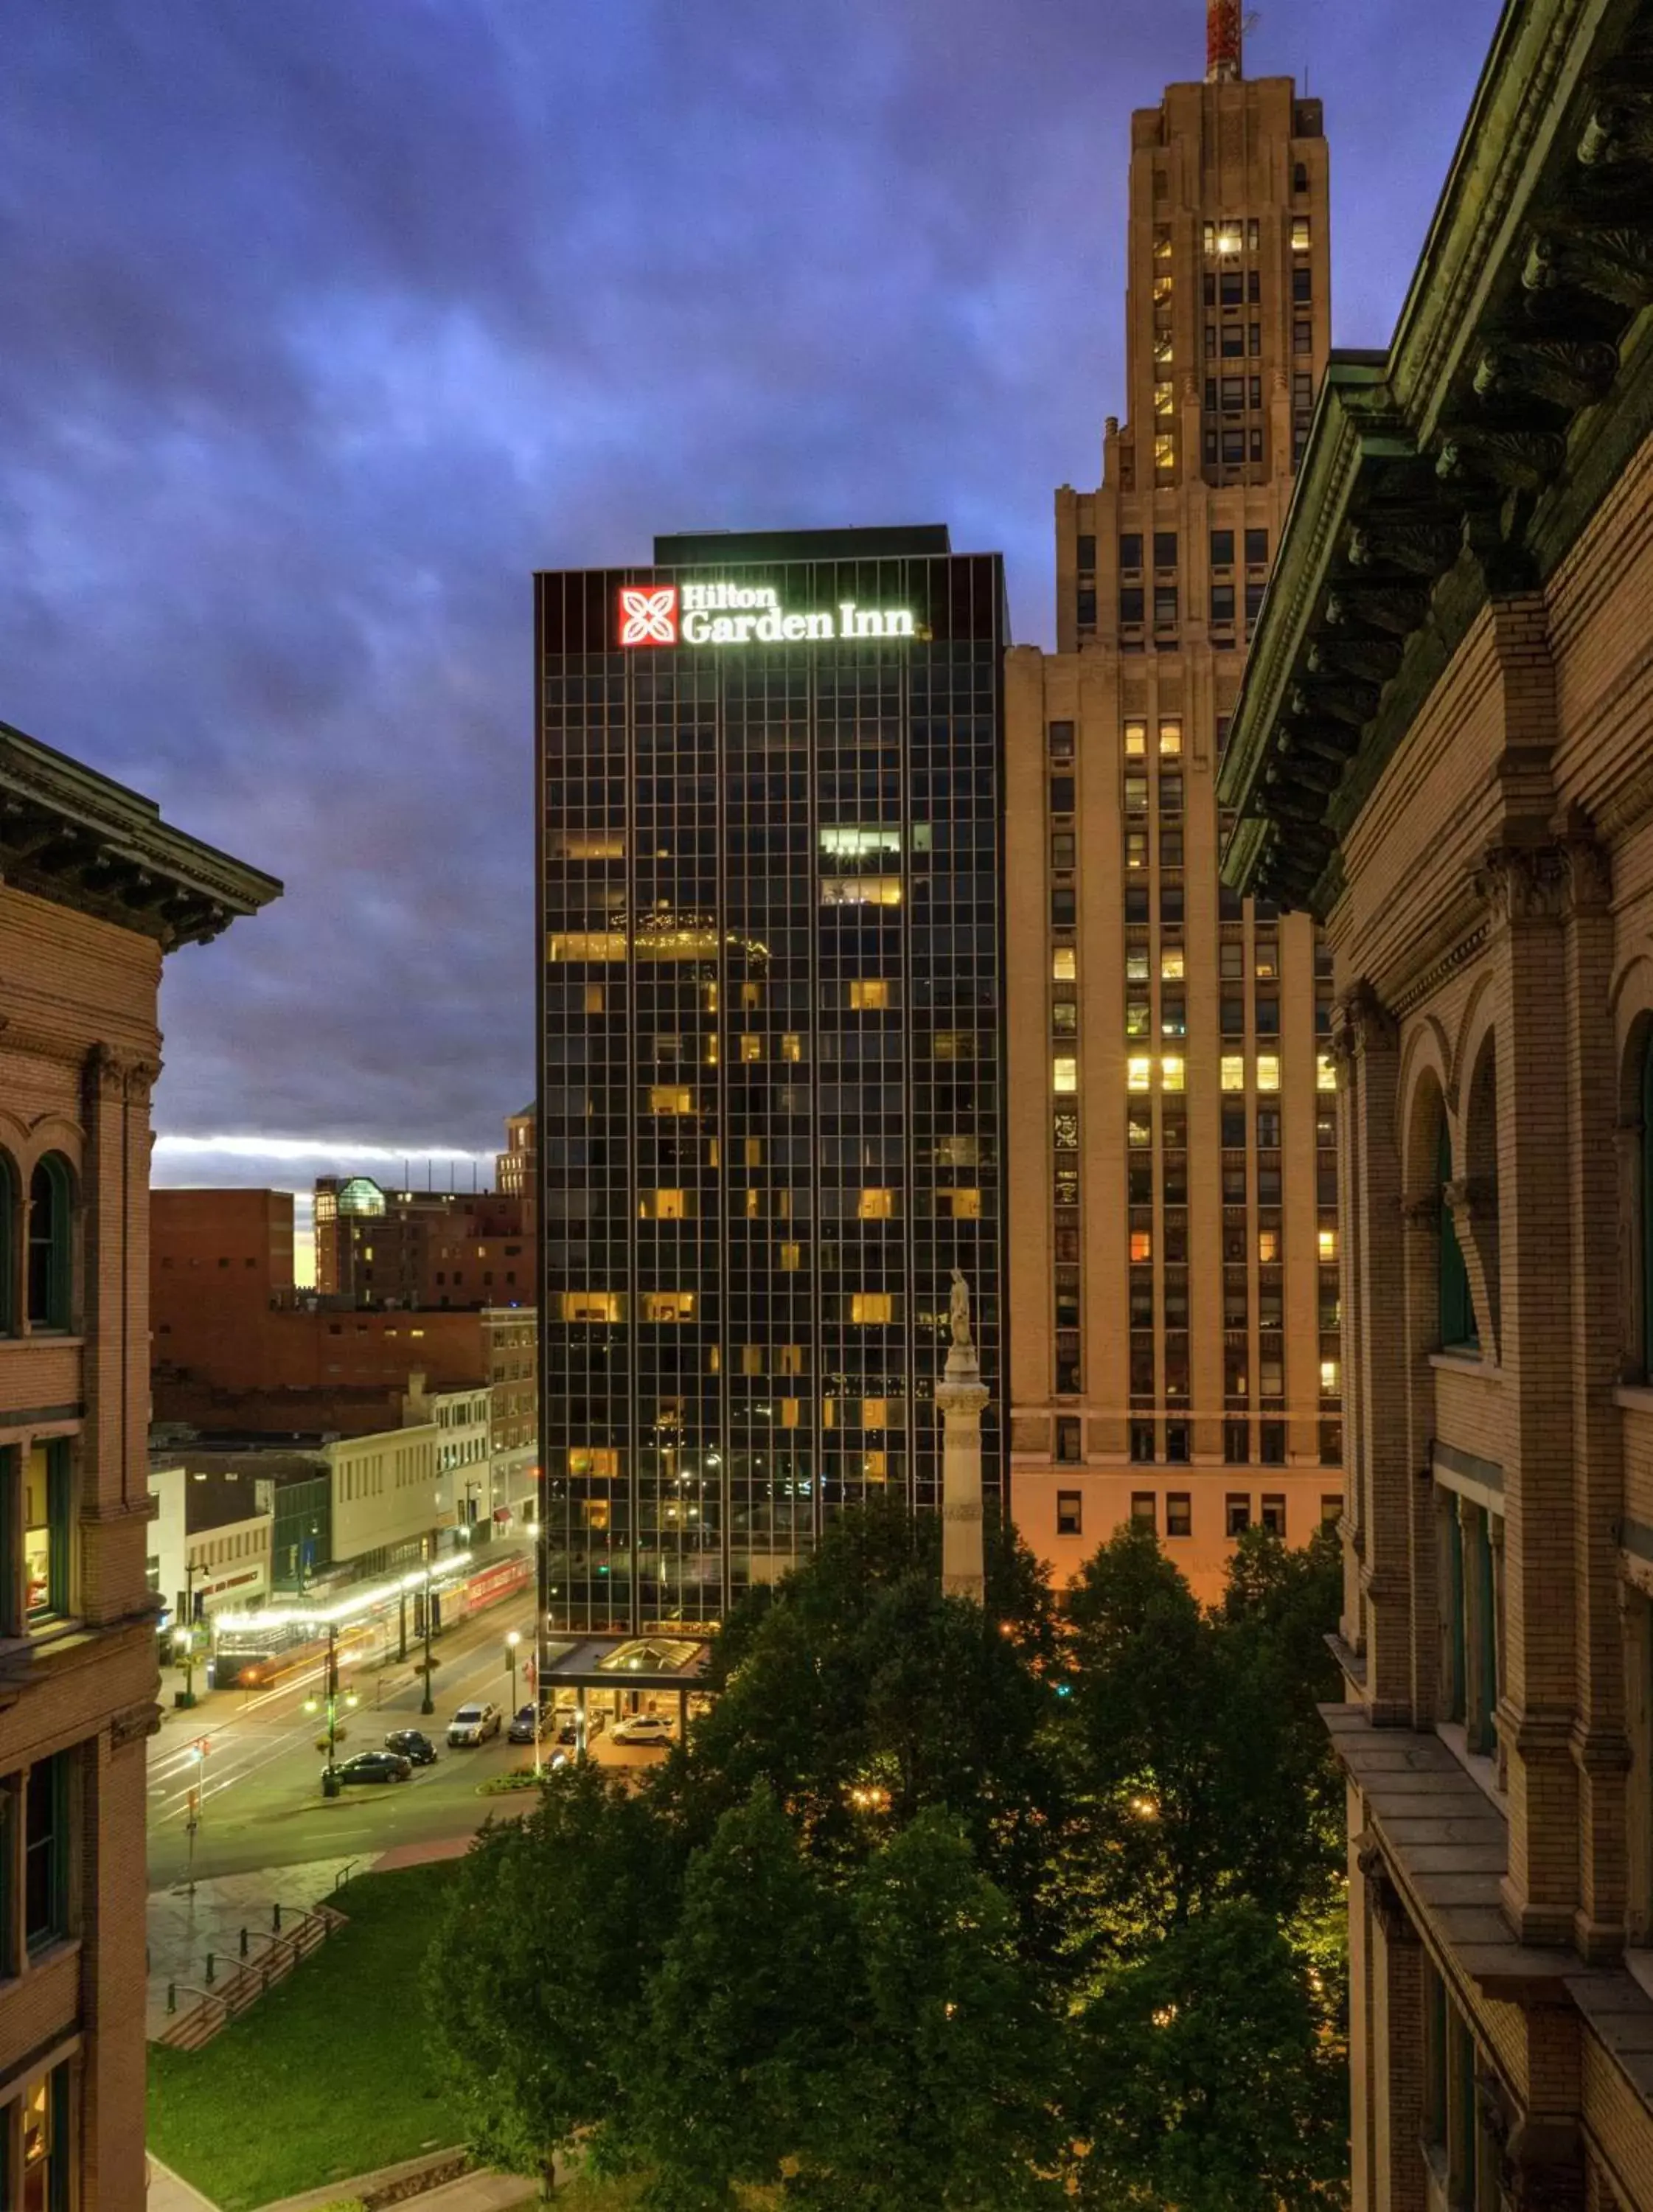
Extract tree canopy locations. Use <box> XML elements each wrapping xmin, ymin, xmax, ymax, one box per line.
<box><xmin>424</xmin><ymin>1506</ymin><xmax>1348</xmax><ymax>2208</ymax></box>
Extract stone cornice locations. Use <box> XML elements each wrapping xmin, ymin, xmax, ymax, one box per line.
<box><xmin>1220</xmin><ymin>0</ymin><xmax>1653</xmax><ymax>917</ymax></box>
<box><xmin>0</xmin><ymin>720</ymin><xmax>281</xmax><ymax>950</ymax></box>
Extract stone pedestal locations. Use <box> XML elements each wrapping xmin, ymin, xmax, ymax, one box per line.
<box><xmin>937</xmin><ymin>1344</ymin><xmax>989</xmax><ymax>1604</ymax></box>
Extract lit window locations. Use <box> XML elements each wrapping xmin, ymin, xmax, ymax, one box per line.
<box><xmin>558</xmin><ymin>1292</ymin><xmax>624</xmax><ymax>1322</ymax></box>
<box><xmin>1127</xmin><ymin>1057</ymin><xmax>1152</xmax><ymax>1092</ymax></box>
<box><xmin>1154</xmin><ymin>434</ymin><xmax>1176</xmax><ymax>476</ymax></box>
<box><xmin>1130</xmin><ymin>1231</ymin><xmax>1153</xmax><ymax>1263</ymax></box>
<box><xmin>779</xmin><ymin>1400</ymin><xmax>801</xmax><ymax>1430</ymax></box>
<box><xmin>639</xmin><ymin>1190</ymin><xmax>692</xmax><ymax>1221</ymax></box>
<box><xmin>850</xmin><ymin>1293</ymin><xmax>895</xmax><ymax>1324</ymax></box>
<box><xmin>1318</xmin><ymin>1228</ymin><xmax>1339</xmax><ymax>1262</ymax></box>
<box><xmin>857</xmin><ymin>1190</ymin><xmax>896</xmax><ymax>1220</ymax></box>
<box><xmin>779</xmin><ymin>1344</ymin><xmax>805</xmax><ymax>1375</ymax></box>
<box><xmin>745</xmin><ymin>1138</ymin><xmax>763</xmax><ymax>1166</ymax></box>
<box><xmin>1317</xmin><ymin>1054</ymin><xmax>1338</xmax><ymax>1093</ymax></box>
<box><xmin>819</xmin><ymin>824</ymin><xmax>903</xmax><ymax>863</ymax></box>
<box><xmin>648</xmin><ymin>1086</ymin><xmax>694</xmax><ymax>1115</ymax></box>
<box><xmin>848</xmin><ymin>978</ymin><xmax>891</xmax><ymax>1009</ymax></box>
<box><xmin>549</xmin><ymin>832</ymin><xmax>625</xmax><ymax>860</ymax></box>
<box><xmin>941</xmin><ymin>1189</ymin><xmax>982</xmax><ymax>1220</ymax></box>
<box><xmin>1127</xmin><ymin>947</ymin><xmax>1151</xmax><ymax>982</ymax></box>
<box><xmin>1216</xmin><ymin>220</ymin><xmax>1244</xmax><ymax>257</ymax></box>
<box><xmin>568</xmin><ymin>1447</ymin><xmax>621</xmax><ymax>1479</ymax></box>
<box><xmin>1292</xmin><ymin>215</ymin><xmax>1312</xmax><ymax>250</ymax></box>
<box><xmin>1161</xmin><ymin>1057</ymin><xmax>1186</xmax><ymax>1092</ymax></box>
<box><xmin>1219</xmin><ymin>1056</ymin><xmax>1245</xmax><ymax>1093</ymax></box>
<box><xmin>1158</xmin><ymin>718</ymin><xmax>1183</xmax><ymax>758</ymax></box>
<box><xmin>1256</xmin><ymin>1055</ymin><xmax>1281</xmax><ymax>1092</ymax></box>
<box><xmin>741</xmin><ymin>981</ymin><xmax>762</xmax><ymax>1009</ymax></box>
<box><xmin>1258</xmin><ymin>1230</ymin><xmax>1280</xmax><ymax>1264</ymax></box>
<box><xmin>584</xmin><ymin>984</ymin><xmax>605</xmax><ymax>1014</ymax></box>
<box><xmin>1154</xmin><ymin>380</ymin><xmax>1175</xmax><ymax>420</ymax></box>
<box><xmin>1124</xmin><ymin>719</ymin><xmax>1148</xmax><ymax>757</ymax></box>
<box><xmin>1161</xmin><ymin>947</ymin><xmax>1185</xmax><ymax>981</ymax></box>
<box><xmin>740</xmin><ymin>1035</ymin><xmax>762</xmax><ymax>1062</ymax></box>
<box><xmin>1320</xmin><ymin>1358</ymin><xmax>1341</xmax><ymax>1397</ymax></box>
<box><xmin>641</xmin><ymin>1291</ymin><xmax>696</xmax><ymax>1322</ymax></box>
<box><xmin>24</xmin><ymin>1444</ymin><xmax>70</xmax><ymax>1626</ymax></box>
<box><xmin>863</xmin><ymin>1452</ymin><xmax>890</xmax><ymax>1483</ymax></box>
<box><xmin>1054</xmin><ymin>1059</ymin><xmax>1078</xmax><ymax>1094</ymax></box>
<box><xmin>547</xmin><ymin>931</ymin><xmax>627</xmax><ymax>961</ymax></box>
<box><xmin>821</xmin><ymin>877</ymin><xmax>902</xmax><ymax>907</ymax></box>
<box><xmin>1053</xmin><ymin>948</ymin><xmax>1077</xmax><ymax>982</ymax></box>
<box><xmin>863</xmin><ymin>1399</ymin><xmax>889</xmax><ymax>1430</ymax></box>
<box><xmin>740</xmin><ymin>1345</ymin><xmax>764</xmax><ymax>1375</ymax></box>
<box><xmin>779</xmin><ymin>1244</ymin><xmax>802</xmax><ymax>1273</ymax></box>
<box><xmin>782</xmin><ymin>1034</ymin><xmax>802</xmax><ymax>1063</ymax></box>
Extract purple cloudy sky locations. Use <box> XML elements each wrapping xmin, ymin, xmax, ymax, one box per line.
<box><xmin>3</xmin><ymin>0</ymin><xmax>1502</xmax><ymax>1239</ymax></box>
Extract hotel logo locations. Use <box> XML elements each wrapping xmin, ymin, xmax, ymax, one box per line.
<box><xmin>617</xmin><ymin>585</ymin><xmax>680</xmax><ymax>647</ymax></box>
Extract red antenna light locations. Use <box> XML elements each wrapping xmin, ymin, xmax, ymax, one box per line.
<box><xmin>1208</xmin><ymin>0</ymin><xmax>1243</xmax><ymax>80</ymax></box>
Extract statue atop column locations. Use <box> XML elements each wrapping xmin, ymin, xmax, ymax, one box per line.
<box><xmin>949</xmin><ymin>1267</ymin><xmax>973</xmax><ymax>1354</ymax></box>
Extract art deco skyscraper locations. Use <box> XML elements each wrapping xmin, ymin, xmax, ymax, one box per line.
<box><xmin>1005</xmin><ymin>4</ymin><xmax>1340</xmax><ymax>1599</ymax></box>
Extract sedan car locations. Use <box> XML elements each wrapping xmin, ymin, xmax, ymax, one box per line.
<box><xmin>610</xmin><ymin>1712</ymin><xmax>675</xmax><ymax>1746</ymax></box>
<box><xmin>506</xmin><ymin>1704</ymin><xmax>539</xmax><ymax>1745</ymax></box>
<box><xmin>384</xmin><ymin>1728</ymin><xmax>438</xmax><ymax>1766</ymax></box>
<box><xmin>324</xmin><ymin>1750</ymin><xmax>413</xmax><ymax>1787</ymax></box>
<box><xmin>447</xmin><ymin>1701</ymin><xmax>502</xmax><ymax>1747</ymax></box>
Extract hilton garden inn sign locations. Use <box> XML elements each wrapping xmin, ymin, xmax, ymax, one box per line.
<box><xmin>618</xmin><ymin>582</ymin><xmax>918</xmax><ymax>649</ymax></box>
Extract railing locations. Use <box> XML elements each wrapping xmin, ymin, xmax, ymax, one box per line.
<box><xmin>156</xmin><ymin>1903</ymin><xmax>345</xmax><ymax>2051</ymax></box>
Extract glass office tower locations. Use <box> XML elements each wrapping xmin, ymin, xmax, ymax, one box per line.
<box><xmin>537</xmin><ymin>526</ymin><xmax>1009</xmax><ymax>1633</ymax></box>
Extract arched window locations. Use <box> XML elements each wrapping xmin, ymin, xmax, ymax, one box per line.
<box><xmin>0</xmin><ymin>1155</ymin><xmax>16</xmax><ymax>1335</ymax></box>
<box><xmin>1643</xmin><ymin>1029</ymin><xmax>1653</xmax><ymax>1375</ymax></box>
<box><xmin>1438</xmin><ymin>1121</ymin><xmax>1477</xmax><ymax>1351</ymax></box>
<box><xmin>26</xmin><ymin>1157</ymin><xmax>72</xmax><ymax>1332</ymax></box>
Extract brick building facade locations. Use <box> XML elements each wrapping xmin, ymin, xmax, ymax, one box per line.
<box><xmin>0</xmin><ymin>720</ymin><xmax>275</xmax><ymax>2206</ymax></box>
<box><xmin>1222</xmin><ymin>1</ymin><xmax>1653</xmax><ymax>2199</ymax></box>
<box><xmin>1006</xmin><ymin>5</ymin><xmax>1340</xmax><ymax>1599</ymax></box>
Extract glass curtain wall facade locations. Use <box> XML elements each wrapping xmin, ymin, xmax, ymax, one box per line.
<box><xmin>537</xmin><ymin>529</ymin><xmax>1009</xmax><ymax>1634</ymax></box>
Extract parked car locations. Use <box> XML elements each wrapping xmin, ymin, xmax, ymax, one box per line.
<box><xmin>384</xmin><ymin>1728</ymin><xmax>438</xmax><ymax>1766</ymax></box>
<box><xmin>610</xmin><ymin>1713</ymin><xmax>674</xmax><ymax>1747</ymax></box>
<box><xmin>506</xmin><ymin>1704</ymin><xmax>539</xmax><ymax>1745</ymax></box>
<box><xmin>324</xmin><ymin>1750</ymin><xmax>412</xmax><ymax>1787</ymax></box>
<box><xmin>551</xmin><ymin>1715</ymin><xmax>580</xmax><ymax>1746</ymax></box>
<box><xmin>447</xmin><ymin>1700</ymin><xmax>501</xmax><ymax>1747</ymax></box>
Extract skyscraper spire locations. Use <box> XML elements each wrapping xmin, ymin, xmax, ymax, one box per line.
<box><xmin>1208</xmin><ymin>0</ymin><xmax>1243</xmax><ymax>81</ymax></box>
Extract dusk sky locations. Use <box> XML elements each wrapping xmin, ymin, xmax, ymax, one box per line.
<box><xmin>4</xmin><ymin>0</ymin><xmax>1503</xmax><ymax>1267</ymax></box>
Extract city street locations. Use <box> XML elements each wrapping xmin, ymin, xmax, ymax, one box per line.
<box><xmin>147</xmin><ymin>1588</ymin><xmax>541</xmax><ymax>1887</ymax></box>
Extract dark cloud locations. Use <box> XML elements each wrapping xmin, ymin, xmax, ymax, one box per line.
<box><xmin>1</xmin><ymin>0</ymin><xmax>1503</xmax><ymax>1171</ymax></box>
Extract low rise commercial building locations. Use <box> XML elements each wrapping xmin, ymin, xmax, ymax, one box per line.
<box><xmin>1222</xmin><ymin>1</ymin><xmax>1653</xmax><ymax>2199</ymax></box>
<box><xmin>0</xmin><ymin>719</ymin><xmax>275</xmax><ymax>2205</ymax></box>
<box><xmin>145</xmin><ymin>1465</ymin><xmax>272</xmax><ymax>1628</ymax></box>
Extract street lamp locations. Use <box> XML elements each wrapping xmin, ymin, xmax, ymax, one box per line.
<box><xmin>420</xmin><ymin>1560</ymin><xmax>436</xmax><ymax>1717</ymax></box>
<box><xmin>507</xmin><ymin>1630</ymin><xmax>521</xmax><ymax>1714</ymax></box>
<box><xmin>174</xmin><ymin>1557</ymin><xmax>200</xmax><ymax>1708</ymax></box>
<box><xmin>321</xmin><ymin>1623</ymin><xmax>342</xmax><ymax>1795</ymax></box>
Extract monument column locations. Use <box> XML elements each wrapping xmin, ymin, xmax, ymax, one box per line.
<box><xmin>938</xmin><ymin>1270</ymin><xmax>989</xmax><ymax>1604</ymax></box>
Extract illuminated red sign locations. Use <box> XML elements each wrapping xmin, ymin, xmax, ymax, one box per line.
<box><xmin>618</xmin><ymin>585</ymin><xmax>679</xmax><ymax>648</ymax></box>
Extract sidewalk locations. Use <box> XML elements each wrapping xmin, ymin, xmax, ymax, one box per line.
<box><xmin>147</xmin><ymin>2155</ymin><xmax>220</xmax><ymax>2211</ymax></box>
<box><xmin>146</xmin><ymin>1856</ymin><xmax>360</xmax><ymax>2040</ymax></box>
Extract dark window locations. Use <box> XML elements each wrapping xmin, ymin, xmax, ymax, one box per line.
<box><xmin>26</xmin><ymin>1158</ymin><xmax>72</xmax><ymax>1332</ymax></box>
<box><xmin>1159</xmin><ymin>774</ymin><xmax>1183</xmax><ymax>815</ymax></box>
<box><xmin>1154</xmin><ymin>588</ymin><xmax>1178</xmax><ymax>628</ymax></box>
<box><xmin>1057</xmin><ymin>1490</ymin><xmax>1083</xmax><ymax>1536</ymax></box>
<box><xmin>1221</xmin><ymin>375</ymin><xmax>1244</xmax><ymax>413</ymax></box>
<box><xmin>1255</xmin><ymin>992</ymin><xmax>1280</xmax><ymax>1035</ymax></box>
<box><xmin>1049</xmin><ymin>775</ymin><xmax>1075</xmax><ymax>814</ymax></box>
<box><xmin>24</xmin><ymin>1752</ymin><xmax>69</xmax><ymax>1953</ymax></box>
<box><xmin>1219</xmin><ymin>271</ymin><xmax>1243</xmax><ymax>306</ymax></box>
<box><xmin>1247</xmin><ymin>321</ymin><xmax>1262</xmax><ymax>355</ymax></box>
<box><xmin>1260</xmin><ymin>1422</ymin><xmax>1287</xmax><ymax>1466</ymax></box>
<box><xmin>1321</xmin><ymin>1486</ymin><xmax>1343</xmax><ymax>1520</ymax></box>
<box><xmin>1205</xmin><ymin>376</ymin><xmax>1218</xmax><ymax>414</ymax></box>
<box><xmin>1203</xmin><ymin>274</ymin><xmax>1217</xmax><ymax>307</ymax></box>
<box><xmin>1124</xmin><ymin>886</ymin><xmax>1150</xmax><ymax>925</ymax></box>
<box><xmin>1245</xmin><ymin>582</ymin><xmax>1266</xmax><ymax>623</ymax></box>
<box><xmin>1293</xmin><ymin>161</ymin><xmax>1309</xmax><ymax>192</ymax></box>
<box><xmin>1439</xmin><ymin>1120</ymin><xmax>1478</xmax><ymax>1349</ymax></box>
<box><xmin>1153</xmin><ymin>532</ymin><xmax>1178</xmax><ymax>570</ymax></box>
<box><xmin>1048</xmin><ymin>721</ymin><xmax>1075</xmax><ymax>761</ymax></box>
<box><xmin>1076</xmin><ymin>588</ymin><xmax>1097</xmax><ymax>629</ymax></box>
<box><xmin>1224</xmin><ymin>1420</ymin><xmax>1250</xmax><ymax>1465</ymax></box>
<box><xmin>1210</xmin><ymin>529</ymin><xmax>1234</xmax><ymax>568</ymax></box>
<box><xmin>1120</xmin><ymin>588</ymin><xmax>1145</xmax><ymax>625</ymax></box>
<box><xmin>1261</xmin><ymin>1494</ymin><xmax>1287</xmax><ymax>1536</ymax></box>
<box><xmin>1160</xmin><ymin>885</ymin><xmax>1184</xmax><ymax>925</ymax></box>
<box><xmin>1220</xmin><ymin>325</ymin><xmax>1244</xmax><ymax>358</ymax></box>
<box><xmin>1225</xmin><ymin>1495</ymin><xmax>1252</xmax><ymax>1538</ymax></box>
<box><xmin>1219</xmin><ymin>883</ymin><xmax>1244</xmax><ymax>920</ymax></box>
<box><xmin>1249</xmin><ymin>375</ymin><xmax>1262</xmax><ymax>408</ymax></box>
<box><xmin>1165</xmin><ymin>1424</ymin><xmax>1190</xmax><ymax>1465</ymax></box>
<box><xmin>1130</xmin><ymin>1422</ymin><xmax>1156</xmax><ymax>1464</ymax></box>
<box><xmin>1119</xmin><ymin>533</ymin><xmax>1143</xmax><ymax>571</ymax></box>
<box><xmin>1292</xmin><ymin>267</ymin><xmax>1312</xmax><ymax>302</ymax></box>
<box><xmin>1211</xmin><ymin>584</ymin><xmax>1236</xmax><ymax>625</ymax></box>
<box><xmin>1249</xmin><ymin>428</ymin><xmax>1264</xmax><ymax>462</ymax></box>
<box><xmin>1166</xmin><ymin>1492</ymin><xmax>1191</xmax><ymax>1537</ymax></box>
<box><xmin>1076</xmin><ymin>534</ymin><xmax>1096</xmax><ymax>571</ymax></box>
<box><xmin>1051</xmin><ymin>887</ymin><xmax>1076</xmax><ymax>928</ymax></box>
<box><xmin>1247</xmin><ymin>269</ymin><xmax>1261</xmax><ymax>303</ymax></box>
<box><xmin>1222</xmin><ymin>429</ymin><xmax>1245</xmax><ymax>465</ymax></box>
<box><xmin>1294</xmin><ymin>320</ymin><xmax>1313</xmax><ymax>354</ymax></box>
<box><xmin>1131</xmin><ymin>1492</ymin><xmax>1157</xmax><ymax>1530</ymax></box>
<box><xmin>1056</xmin><ymin>1417</ymin><xmax>1082</xmax><ymax>1465</ymax></box>
<box><xmin>1245</xmin><ymin>529</ymin><xmax>1269</xmax><ymax>566</ymax></box>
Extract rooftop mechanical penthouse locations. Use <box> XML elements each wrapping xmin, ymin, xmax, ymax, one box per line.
<box><xmin>536</xmin><ymin>526</ymin><xmax>1009</xmax><ymax>1634</ymax></box>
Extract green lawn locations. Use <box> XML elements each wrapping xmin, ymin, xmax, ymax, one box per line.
<box><xmin>148</xmin><ymin>1865</ymin><xmax>466</xmax><ymax>2211</ymax></box>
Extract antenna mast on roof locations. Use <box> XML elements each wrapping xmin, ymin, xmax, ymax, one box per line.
<box><xmin>1208</xmin><ymin>0</ymin><xmax>1243</xmax><ymax>80</ymax></box>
